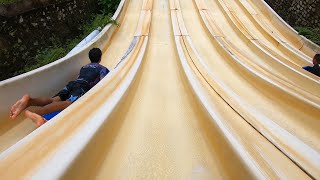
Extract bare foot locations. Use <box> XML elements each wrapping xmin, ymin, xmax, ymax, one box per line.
<box><xmin>10</xmin><ymin>94</ymin><xmax>31</xmax><ymax>120</ymax></box>
<box><xmin>25</xmin><ymin>110</ymin><xmax>47</xmax><ymax>127</ymax></box>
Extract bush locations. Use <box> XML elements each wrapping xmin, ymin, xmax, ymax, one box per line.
<box><xmin>295</xmin><ymin>27</ymin><xmax>320</xmax><ymax>45</ymax></box>
<box><xmin>83</xmin><ymin>14</ymin><xmax>118</xmax><ymax>35</ymax></box>
<box><xmin>98</xmin><ymin>0</ymin><xmax>121</xmax><ymax>16</ymax></box>
<box><xmin>13</xmin><ymin>0</ymin><xmax>120</xmax><ymax>77</ymax></box>
<box><xmin>0</xmin><ymin>0</ymin><xmax>20</xmax><ymax>5</ymax></box>
<box><xmin>16</xmin><ymin>47</ymin><xmax>66</xmax><ymax>75</ymax></box>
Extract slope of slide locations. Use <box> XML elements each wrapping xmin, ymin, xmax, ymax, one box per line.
<box><xmin>0</xmin><ymin>0</ymin><xmax>141</xmax><ymax>153</ymax></box>
<box><xmin>0</xmin><ymin>0</ymin><xmax>319</xmax><ymax>179</ymax></box>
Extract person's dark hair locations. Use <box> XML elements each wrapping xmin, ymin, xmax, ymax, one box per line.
<box><xmin>314</xmin><ymin>54</ymin><xmax>320</xmax><ymax>63</ymax></box>
<box><xmin>89</xmin><ymin>48</ymin><xmax>102</xmax><ymax>63</ymax></box>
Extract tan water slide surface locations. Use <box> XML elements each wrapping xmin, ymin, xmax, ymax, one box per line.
<box><xmin>0</xmin><ymin>0</ymin><xmax>319</xmax><ymax>179</ymax></box>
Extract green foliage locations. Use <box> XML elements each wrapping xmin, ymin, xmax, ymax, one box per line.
<box><xmin>16</xmin><ymin>47</ymin><xmax>66</xmax><ymax>75</ymax></box>
<box><xmin>294</xmin><ymin>26</ymin><xmax>320</xmax><ymax>45</ymax></box>
<box><xmin>35</xmin><ymin>48</ymin><xmax>66</xmax><ymax>66</ymax></box>
<box><xmin>98</xmin><ymin>0</ymin><xmax>121</xmax><ymax>16</ymax></box>
<box><xmin>0</xmin><ymin>0</ymin><xmax>20</xmax><ymax>5</ymax></box>
<box><xmin>14</xmin><ymin>1</ymin><xmax>120</xmax><ymax>76</ymax></box>
<box><xmin>82</xmin><ymin>14</ymin><xmax>118</xmax><ymax>35</ymax></box>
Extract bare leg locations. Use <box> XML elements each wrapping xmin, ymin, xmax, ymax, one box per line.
<box><xmin>10</xmin><ymin>94</ymin><xmax>61</xmax><ymax>119</ymax></box>
<box><xmin>28</xmin><ymin>96</ymin><xmax>61</xmax><ymax>106</ymax></box>
<box><xmin>52</xmin><ymin>96</ymin><xmax>62</xmax><ymax>102</ymax></box>
<box><xmin>34</xmin><ymin>100</ymin><xmax>71</xmax><ymax>116</ymax></box>
<box><xmin>25</xmin><ymin>100</ymin><xmax>71</xmax><ymax>127</ymax></box>
<box><xmin>25</xmin><ymin>110</ymin><xmax>47</xmax><ymax>127</ymax></box>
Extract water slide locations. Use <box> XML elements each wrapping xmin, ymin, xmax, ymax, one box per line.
<box><xmin>0</xmin><ymin>0</ymin><xmax>319</xmax><ymax>179</ymax></box>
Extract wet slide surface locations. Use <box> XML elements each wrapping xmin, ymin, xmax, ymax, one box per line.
<box><xmin>0</xmin><ymin>0</ymin><xmax>319</xmax><ymax>179</ymax></box>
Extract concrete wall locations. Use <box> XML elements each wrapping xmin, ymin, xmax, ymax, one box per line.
<box><xmin>264</xmin><ymin>0</ymin><xmax>320</xmax><ymax>28</ymax></box>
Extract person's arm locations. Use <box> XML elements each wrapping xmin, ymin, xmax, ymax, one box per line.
<box><xmin>100</xmin><ymin>67</ymin><xmax>110</xmax><ymax>80</ymax></box>
<box><xmin>76</xmin><ymin>67</ymin><xmax>84</xmax><ymax>79</ymax></box>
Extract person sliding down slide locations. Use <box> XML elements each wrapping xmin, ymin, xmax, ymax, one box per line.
<box><xmin>10</xmin><ymin>48</ymin><xmax>109</xmax><ymax>127</ymax></box>
<box><xmin>303</xmin><ymin>53</ymin><xmax>320</xmax><ymax>77</ymax></box>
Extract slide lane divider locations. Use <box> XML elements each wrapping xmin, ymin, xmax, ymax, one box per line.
<box><xmin>0</xmin><ymin>0</ymin><xmax>153</xmax><ymax>178</ymax></box>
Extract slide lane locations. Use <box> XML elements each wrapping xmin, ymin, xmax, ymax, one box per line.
<box><xmin>0</xmin><ymin>0</ymin><xmax>142</xmax><ymax>154</ymax></box>
<box><xmin>0</xmin><ymin>0</ymin><xmax>152</xmax><ymax>178</ymax></box>
<box><xmin>103</xmin><ymin>0</ymin><xmax>143</xmax><ymax>69</ymax></box>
